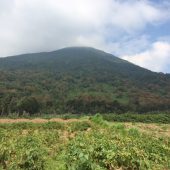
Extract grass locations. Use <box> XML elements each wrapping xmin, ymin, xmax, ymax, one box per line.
<box><xmin>0</xmin><ymin>115</ymin><xmax>169</xmax><ymax>170</ymax></box>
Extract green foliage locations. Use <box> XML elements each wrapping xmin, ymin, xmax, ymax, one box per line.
<box><xmin>0</xmin><ymin>47</ymin><xmax>170</xmax><ymax>115</ymax></box>
<box><xmin>68</xmin><ymin>121</ymin><xmax>92</xmax><ymax>132</ymax></box>
<box><xmin>0</xmin><ymin>135</ymin><xmax>47</xmax><ymax>169</ymax></box>
<box><xmin>17</xmin><ymin>97</ymin><xmax>40</xmax><ymax>115</ymax></box>
<box><xmin>0</xmin><ymin>120</ymin><xmax>169</xmax><ymax>170</ymax></box>
<box><xmin>90</xmin><ymin>113</ymin><xmax>103</xmax><ymax>123</ymax></box>
<box><xmin>102</xmin><ymin>113</ymin><xmax>170</xmax><ymax>123</ymax></box>
<box><xmin>0</xmin><ymin>122</ymin><xmax>65</xmax><ymax>131</ymax></box>
<box><xmin>90</xmin><ymin>113</ymin><xmax>108</xmax><ymax>127</ymax></box>
<box><xmin>65</xmin><ymin>126</ymin><xmax>170</xmax><ymax>170</ymax></box>
<box><xmin>16</xmin><ymin>136</ymin><xmax>47</xmax><ymax>170</ymax></box>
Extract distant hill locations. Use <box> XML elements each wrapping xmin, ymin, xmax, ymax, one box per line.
<box><xmin>0</xmin><ymin>47</ymin><xmax>170</xmax><ymax>115</ymax></box>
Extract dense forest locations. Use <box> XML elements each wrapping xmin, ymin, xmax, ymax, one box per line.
<box><xmin>0</xmin><ymin>47</ymin><xmax>170</xmax><ymax>115</ymax></box>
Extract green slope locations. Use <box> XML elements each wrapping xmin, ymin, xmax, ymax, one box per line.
<box><xmin>0</xmin><ymin>47</ymin><xmax>170</xmax><ymax>114</ymax></box>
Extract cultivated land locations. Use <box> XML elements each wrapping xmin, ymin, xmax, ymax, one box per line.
<box><xmin>0</xmin><ymin>115</ymin><xmax>169</xmax><ymax>170</ymax></box>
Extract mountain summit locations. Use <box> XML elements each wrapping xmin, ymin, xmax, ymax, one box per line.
<box><xmin>0</xmin><ymin>47</ymin><xmax>170</xmax><ymax>114</ymax></box>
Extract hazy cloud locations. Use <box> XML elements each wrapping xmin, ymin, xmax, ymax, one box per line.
<box><xmin>0</xmin><ymin>0</ymin><xmax>170</xmax><ymax>72</ymax></box>
<box><xmin>123</xmin><ymin>41</ymin><xmax>170</xmax><ymax>73</ymax></box>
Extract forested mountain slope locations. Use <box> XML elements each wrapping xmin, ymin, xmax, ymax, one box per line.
<box><xmin>0</xmin><ymin>47</ymin><xmax>170</xmax><ymax>114</ymax></box>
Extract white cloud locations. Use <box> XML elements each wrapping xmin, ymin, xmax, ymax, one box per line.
<box><xmin>0</xmin><ymin>0</ymin><xmax>169</xmax><ymax>58</ymax></box>
<box><xmin>122</xmin><ymin>41</ymin><xmax>170</xmax><ymax>72</ymax></box>
<box><xmin>109</xmin><ymin>0</ymin><xmax>163</xmax><ymax>33</ymax></box>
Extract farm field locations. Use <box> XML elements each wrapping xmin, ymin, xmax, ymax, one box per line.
<box><xmin>0</xmin><ymin>115</ymin><xmax>170</xmax><ymax>170</ymax></box>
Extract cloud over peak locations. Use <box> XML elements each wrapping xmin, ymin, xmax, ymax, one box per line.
<box><xmin>0</xmin><ymin>0</ymin><xmax>170</xmax><ymax>72</ymax></box>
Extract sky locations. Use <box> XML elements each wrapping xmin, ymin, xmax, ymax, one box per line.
<box><xmin>0</xmin><ymin>0</ymin><xmax>170</xmax><ymax>73</ymax></box>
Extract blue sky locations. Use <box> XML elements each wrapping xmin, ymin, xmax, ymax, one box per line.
<box><xmin>0</xmin><ymin>0</ymin><xmax>170</xmax><ymax>73</ymax></box>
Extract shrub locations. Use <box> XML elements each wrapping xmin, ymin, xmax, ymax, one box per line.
<box><xmin>90</xmin><ymin>114</ymin><xmax>108</xmax><ymax>127</ymax></box>
<box><xmin>68</xmin><ymin>121</ymin><xmax>92</xmax><ymax>132</ymax></box>
<box><xmin>64</xmin><ymin>127</ymin><xmax>170</xmax><ymax>169</ymax></box>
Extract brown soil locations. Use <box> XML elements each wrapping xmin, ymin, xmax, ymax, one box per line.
<box><xmin>0</xmin><ymin>118</ymin><xmax>79</xmax><ymax>124</ymax></box>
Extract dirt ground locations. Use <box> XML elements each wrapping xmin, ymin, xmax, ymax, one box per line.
<box><xmin>0</xmin><ymin>118</ymin><xmax>79</xmax><ymax>124</ymax></box>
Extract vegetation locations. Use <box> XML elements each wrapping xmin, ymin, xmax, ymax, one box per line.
<box><xmin>17</xmin><ymin>97</ymin><xmax>40</xmax><ymax>115</ymax></box>
<box><xmin>0</xmin><ymin>112</ymin><xmax>170</xmax><ymax>124</ymax></box>
<box><xmin>0</xmin><ymin>45</ymin><xmax>169</xmax><ymax>169</ymax></box>
<box><xmin>0</xmin><ymin>116</ymin><xmax>169</xmax><ymax>170</ymax></box>
<box><xmin>102</xmin><ymin>112</ymin><xmax>170</xmax><ymax>124</ymax></box>
<box><xmin>0</xmin><ymin>47</ymin><xmax>170</xmax><ymax>115</ymax></box>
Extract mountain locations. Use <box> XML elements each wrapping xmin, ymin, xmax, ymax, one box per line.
<box><xmin>0</xmin><ymin>47</ymin><xmax>170</xmax><ymax>115</ymax></box>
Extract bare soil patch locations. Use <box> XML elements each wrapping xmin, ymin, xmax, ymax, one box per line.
<box><xmin>0</xmin><ymin>118</ymin><xmax>79</xmax><ymax>124</ymax></box>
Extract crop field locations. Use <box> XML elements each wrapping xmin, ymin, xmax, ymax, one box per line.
<box><xmin>0</xmin><ymin>115</ymin><xmax>170</xmax><ymax>170</ymax></box>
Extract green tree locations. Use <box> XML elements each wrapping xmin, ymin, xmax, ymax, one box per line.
<box><xmin>17</xmin><ymin>97</ymin><xmax>40</xmax><ymax>115</ymax></box>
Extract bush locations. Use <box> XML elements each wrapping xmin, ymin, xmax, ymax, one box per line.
<box><xmin>90</xmin><ymin>114</ymin><xmax>108</xmax><ymax>127</ymax></box>
<box><xmin>0</xmin><ymin>135</ymin><xmax>47</xmax><ymax>169</ymax></box>
<box><xmin>64</xmin><ymin>127</ymin><xmax>170</xmax><ymax>169</ymax></box>
<box><xmin>102</xmin><ymin>113</ymin><xmax>170</xmax><ymax>124</ymax></box>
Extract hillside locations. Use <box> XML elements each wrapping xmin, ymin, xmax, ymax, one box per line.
<box><xmin>0</xmin><ymin>47</ymin><xmax>170</xmax><ymax>115</ymax></box>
